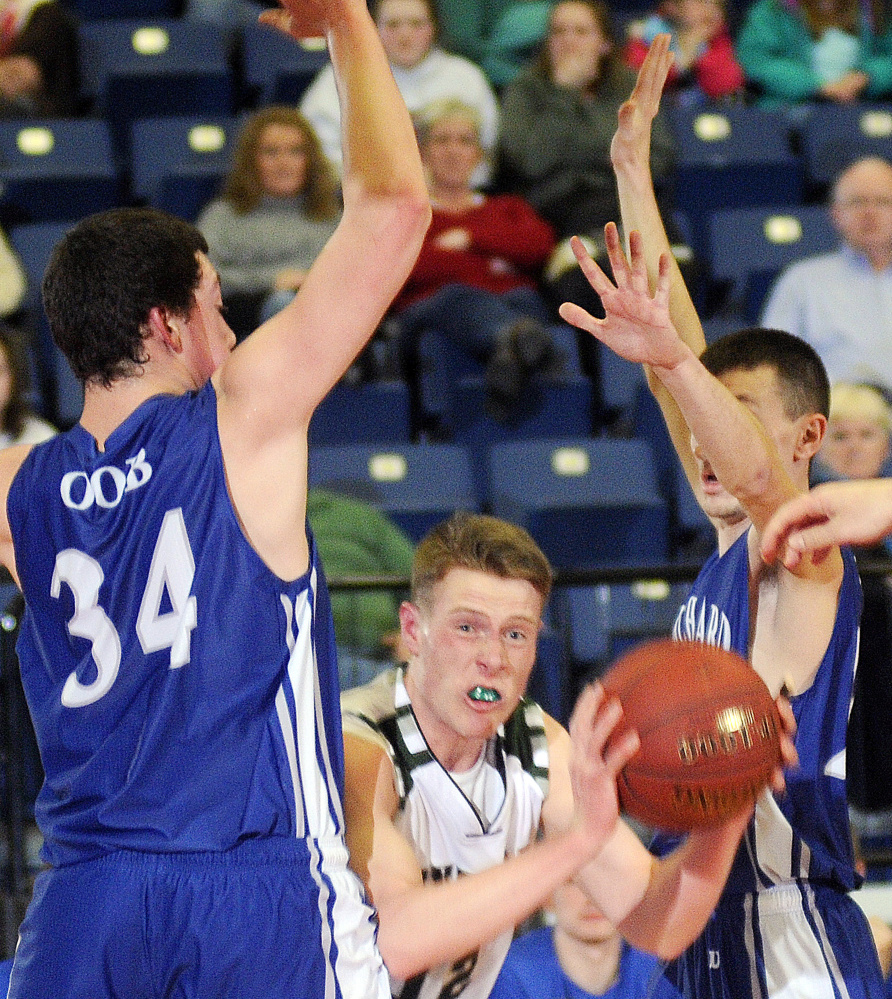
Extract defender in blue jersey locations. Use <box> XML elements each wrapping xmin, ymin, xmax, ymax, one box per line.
<box><xmin>0</xmin><ymin>1</ymin><xmax>431</xmax><ymax>995</ymax></box>
<box><xmin>559</xmin><ymin>35</ymin><xmax>886</xmax><ymax>997</ymax></box>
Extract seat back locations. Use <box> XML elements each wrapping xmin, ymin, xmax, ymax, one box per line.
<box><xmin>487</xmin><ymin>437</ymin><xmax>669</xmax><ymax>569</ymax></box>
<box><xmin>799</xmin><ymin>103</ymin><xmax>892</xmax><ymax>194</ymax></box>
<box><xmin>129</xmin><ymin>114</ymin><xmax>237</xmax><ymax>221</ymax></box>
<box><xmin>0</xmin><ymin>119</ymin><xmax>118</xmax><ymax>223</ymax></box>
<box><xmin>308</xmin><ymin>443</ymin><xmax>480</xmax><ymax>543</ymax></box>
<box><xmin>669</xmin><ymin>105</ymin><xmax>803</xmax><ymax>257</ymax></box>
<box><xmin>80</xmin><ymin>19</ymin><xmax>233</xmax><ymax>158</ymax></box>
<box><xmin>706</xmin><ymin>204</ymin><xmax>838</xmax><ymax>321</ymax></box>
<box><xmin>8</xmin><ymin>222</ymin><xmax>84</xmax><ymax>427</ymax></box>
<box><xmin>242</xmin><ymin>21</ymin><xmax>330</xmax><ymax>105</ymax></box>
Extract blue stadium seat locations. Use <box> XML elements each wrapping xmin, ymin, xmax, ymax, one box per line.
<box><xmin>799</xmin><ymin>103</ymin><xmax>892</xmax><ymax>193</ymax></box>
<box><xmin>308</xmin><ymin>443</ymin><xmax>479</xmax><ymax>543</ymax></box>
<box><xmin>69</xmin><ymin>0</ymin><xmax>180</xmax><ymax>15</ymax></box>
<box><xmin>80</xmin><ymin>19</ymin><xmax>233</xmax><ymax>159</ymax></box>
<box><xmin>242</xmin><ymin>21</ymin><xmax>330</xmax><ymax>105</ymax></box>
<box><xmin>557</xmin><ymin>579</ymin><xmax>691</xmax><ymax>674</ymax></box>
<box><xmin>706</xmin><ymin>204</ymin><xmax>838</xmax><ymax>322</ymax></box>
<box><xmin>8</xmin><ymin>222</ymin><xmax>84</xmax><ymax>428</ymax></box>
<box><xmin>487</xmin><ymin>437</ymin><xmax>670</xmax><ymax>569</ymax></box>
<box><xmin>129</xmin><ymin>114</ymin><xmax>238</xmax><ymax>221</ymax></box>
<box><xmin>308</xmin><ymin>380</ymin><xmax>413</xmax><ymax>448</ymax></box>
<box><xmin>0</xmin><ymin>119</ymin><xmax>119</xmax><ymax>224</ymax></box>
<box><xmin>597</xmin><ymin>343</ymin><xmax>647</xmax><ymax>428</ymax></box>
<box><xmin>668</xmin><ymin>105</ymin><xmax>803</xmax><ymax>258</ymax></box>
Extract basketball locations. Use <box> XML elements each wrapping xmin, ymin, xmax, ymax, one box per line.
<box><xmin>601</xmin><ymin>638</ymin><xmax>782</xmax><ymax>832</ymax></box>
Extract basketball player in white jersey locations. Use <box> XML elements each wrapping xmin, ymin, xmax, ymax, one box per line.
<box><xmin>340</xmin><ymin>512</ymin><xmax>795</xmax><ymax>999</ymax></box>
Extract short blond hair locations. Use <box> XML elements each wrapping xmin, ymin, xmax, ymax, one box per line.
<box><xmin>829</xmin><ymin>382</ymin><xmax>892</xmax><ymax>433</ymax></box>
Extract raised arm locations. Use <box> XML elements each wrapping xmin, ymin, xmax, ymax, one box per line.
<box><xmin>216</xmin><ymin>0</ymin><xmax>430</xmax><ymax>438</ymax></box>
<box><xmin>608</xmin><ymin>34</ymin><xmax>705</xmax><ymax>496</ymax></box>
<box><xmin>561</xmin><ymin>225</ymin><xmax>798</xmax><ymax>537</ymax></box>
<box><xmin>560</xmin><ymin>225</ymin><xmax>842</xmax><ymax>695</ymax></box>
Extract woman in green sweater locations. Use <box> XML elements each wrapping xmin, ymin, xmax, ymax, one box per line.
<box><xmin>736</xmin><ymin>0</ymin><xmax>892</xmax><ymax>109</ymax></box>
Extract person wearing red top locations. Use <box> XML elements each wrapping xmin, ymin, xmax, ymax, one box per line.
<box><xmin>392</xmin><ymin>97</ymin><xmax>562</xmax><ymax>420</ymax></box>
<box><xmin>624</xmin><ymin>0</ymin><xmax>744</xmax><ymax>104</ymax></box>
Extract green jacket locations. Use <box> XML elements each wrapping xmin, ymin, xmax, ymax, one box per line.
<box><xmin>307</xmin><ymin>489</ymin><xmax>415</xmax><ymax>656</ymax></box>
<box><xmin>736</xmin><ymin>0</ymin><xmax>892</xmax><ymax>107</ymax></box>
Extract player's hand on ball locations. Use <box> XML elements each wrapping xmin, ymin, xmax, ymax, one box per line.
<box><xmin>567</xmin><ymin>683</ymin><xmax>641</xmax><ymax>854</ymax></box>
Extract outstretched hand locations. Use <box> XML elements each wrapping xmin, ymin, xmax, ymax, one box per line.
<box><xmin>761</xmin><ymin>479</ymin><xmax>892</xmax><ymax>569</ymax></box>
<box><xmin>611</xmin><ymin>32</ymin><xmax>674</xmax><ymax>173</ymax></box>
<box><xmin>558</xmin><ymin>222</ymin><xmax>690</xmax><ymax>370</ymax></box>
<box><xmin>259</xmin><ymin>0</ymin><xmax>359</xmax><ymax>40</ymax></box>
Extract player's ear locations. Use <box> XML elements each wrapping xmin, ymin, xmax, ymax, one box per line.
<box><xmin>796</xmin><ymin>413</ymin><xmax>826</xmax><ymax>462</ymax></box>
<box><xmin>398</xmin><ymin>600</ymin><xmax>423</xmax><ymax>656</ymax></box>
<box><xmin>147</xmin><ymin>306</ymin><xmax>184</xmax><ymax>353</ymax></box>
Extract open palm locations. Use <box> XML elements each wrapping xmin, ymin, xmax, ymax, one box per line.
<box><xmin>559</xmin><ymin>223</ymin><xmax>686</xmax><ymax>370</ymax></box>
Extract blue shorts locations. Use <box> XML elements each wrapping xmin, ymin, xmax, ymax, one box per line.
<box><xmin>658</xmin><ymin>882</ymin><xmax>886</xmax><ymax>999</ymax></box>
<box><xmin>8</xmin><ymin>837</ymin><xmax>389</xmax><ymax>999</ymax></box>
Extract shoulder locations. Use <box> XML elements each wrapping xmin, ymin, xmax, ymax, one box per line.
<box><xmin>342</xmin><ymin>667</ymin><xmax>398</xmax><ymax>751</ymax></box>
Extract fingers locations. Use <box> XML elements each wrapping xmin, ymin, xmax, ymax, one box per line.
<box><xmin>633</xmin><ymin>32</ymin><xmax>674</xmax><ymax>108</ymax></box>
<box><xmin>571</xmin><ymin>682</ymin><xmax>640</xmax><ymax>777</ymax></box>
<box><xmin>568</xmin><ymin>234</ymin><xmax>618</xmax><ymax>298</ymax></box>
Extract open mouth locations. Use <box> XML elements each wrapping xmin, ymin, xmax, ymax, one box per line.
<box><xmin>468</xmin><ymin>686</ymin><xmax>501</xmax><ymax>703</ymax></box>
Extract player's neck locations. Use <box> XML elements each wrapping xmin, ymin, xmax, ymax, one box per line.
<box><xmin>553</xmin><ymin>925</ymin><xmax>621</xmax><ymax>994</ymax></box>
<box><xmin>79</xmin><ymin>367</ymin><xmax>196</xmax><ymax>452</ymax></box>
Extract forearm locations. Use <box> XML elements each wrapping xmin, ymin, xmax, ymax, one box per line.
<box><xmin>614</xmin><ymin>147</ymin><xmax>704</xmax><ymax>359</ymax></box>
<box><xmin>327</xmin><ymin>3</ymin><xmax>425</xmax><ymax>203</ymax></box>
<box><xmin>618</xmin><ymin>810</ymin><xmax>750</xmax><ymax>958</ymax></box>
<box><xmin>373</xmin><ymin>825</ymin><xmax>601</xmax><ymax>980</ymax></box>
<box><xmin>654</xmin><ymin>348</ymin><xmax>782</xmax><ymax>502</ymax></box>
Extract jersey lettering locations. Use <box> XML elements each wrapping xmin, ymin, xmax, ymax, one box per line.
<box><xmin>53</xmin><ymin>507</ymin><xmax>197</xmax><ymax>706</ymax></box>
<box><xmin>60</xmin><ymin>448</ymin><xmax>153</xmax><ymax>511</ymax></box>
<box><xmin>438</xmin><ymin>953</ymin><xmax>478</xmax><ymax>998</ymax></box>
<box><xmin>52</xmin><ymin>549</ymin><xmax>122</xmax><ymax>708</ymax></box>
<box><xmin>673</xmin><ymin>595</ymin><xmax>732</xmax><ymax>649</ymax></box>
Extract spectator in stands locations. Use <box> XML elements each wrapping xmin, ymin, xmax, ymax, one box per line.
<box><xmin>0</xmin><ymin>0</ymin><xmax>80</xmax><ymax>118</ymax></box>
<box><xmin>0</xmin><ymin>225</ymin><xmax>26</xmax><ymax>321</ymax></box>
<box><xmin>184</xmin><ymin>0</ymin><xmax>277</xmax><ymax>39</ymax></box>
<box><xmin>812</xmin><ymin>382</ymin><xmax>892</xmax><ymax>838</ymax></box>
<box><xmin>497</xmin><ymin>0</ymin><xmax>689</xmax><ymax>395</ymax></box>
<box><xmin>391</xmin><ymin>97</ymin><xmax>561</xmax><ymax>422</ymax></box>
<box><xmin>815</xmin><ymin>381</ymin><xmax>892</xmax><ymax>483</ymax></box>
<box><xmin>489</xmin><ymin>878</ymin><xmax>662</xmax><ymax>998</ymax></box>
<box><xmin>761</xmin><ymin>156</ymin><xmax>892</xmax><ymax>395</ymax></box>
<box><xmin>623</xmin><ymin>0</ymin><xmax>744</xmax><ymax>105</ymax></box>
<box><xmin>300</xmin><ymin>0</ymin><xmax>499</xmax><ymax>187</ymax></box>
<box><xmin>736</xmin><ymin>0</ymin><xmax>892</xmax><ymax>111</ymax></box>
<box><xmin>0</xmin><ymin>323</ymin><xmax>55</xmax><ymax>448</ymax></box>
<box><xmin>196</xmin><ymin>106</ymin><xmax>340</xmax><ymax>340</ymax></box>
<box><xmin>307</xmin><ymin>483</ymin><xmax>414</xmax><ymax>689</ymax></box>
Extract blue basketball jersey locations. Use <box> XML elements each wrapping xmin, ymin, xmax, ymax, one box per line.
<box><xmin>8</xmin><ymin>383</ymin><xmax>346</xmax><ymax>865</ymax></box>
<box><xmin>661</xmin><ymin>529</ymin><xmax>884</xmax><ymax>998</ymax></box>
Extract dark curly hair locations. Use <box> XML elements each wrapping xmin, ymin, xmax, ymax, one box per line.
<box><xmin>42</xmin><ymin>208</ymin><xmax>208</xmax><ymax>388</ymax></box>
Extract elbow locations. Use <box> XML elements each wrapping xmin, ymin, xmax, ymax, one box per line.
<box><xmin>375</xmin><ymin>922</ymin><xmax>429</xmax><ymax>982</ymax></box>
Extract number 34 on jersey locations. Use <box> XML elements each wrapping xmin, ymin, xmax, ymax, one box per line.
<box><xmin>51</xmin><ymin>506</ymin><xmax>197</xmax><ymax>708</ymax></box>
